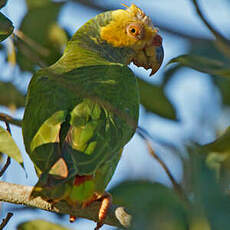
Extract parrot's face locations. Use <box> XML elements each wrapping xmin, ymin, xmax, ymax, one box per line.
<box><xmin>100</xmin><ymin>4</ymin><xmax>164</xmax><ymax>76</ymax></box>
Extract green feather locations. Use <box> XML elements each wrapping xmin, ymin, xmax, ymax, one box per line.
<box><xmin>22</xmin><ymin>10</ymin><xmax>139</xmax><ymax>204</ymax></box>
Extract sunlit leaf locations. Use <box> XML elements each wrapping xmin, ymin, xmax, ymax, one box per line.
<box><xmin>0</xmin><ymin>82</ymin><xmax>25</xmax><ymax>109</ymax></box>
<box><xmin>17</xmin><ymin>219</ymin><xmax>71</xmax><ymax>230</ymax></box>
<box><xmin>169</xmin><ymin>55</ymin><xmax>230</xmax><ymax>78</ymax></box>
<box><xmin>0</xmin><ymin>12</ymin><xmax>14</xmax><ymax>42</ymax></box>
<box><xmin>16</xmin><ymin>1</ymin><xmax>68</xmax><ymax>72</ymax></box>
<box><xmin>189</xmin><ymin>217</ymin><xmax>211</xmax><ymax>230</ymax></box>
<box><xmin>0</xmin><ymin>126</ymin><xmax>23</xmax><ymax>165</ymax></box>
<box><xmin>202</xmin><ymin>127</ymin><xmax>230</xmax><ymax>153</ymax></box>
<box><xmin>7</xmin><ymin>37</ymin><xmax>16</xmax><ymax>65</ymax></box>
<box><xmin>110</xmin><ymin>181</ymin><xmax>188</xmax><ymax>230</ymax></box>
<box><xmin>137</xmin><ymin>78</ymin><xmax>177</xmax><ymax>120</ymax></box>
<box><xmin>201</xmin><ymin>127</ymin><xmax>230</xmax><ymax>172</ymax></box>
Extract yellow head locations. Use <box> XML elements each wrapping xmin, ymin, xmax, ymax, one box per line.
<box><xmin>100</xmin><ymin>4</ymin><xmax>164</xmax><ymax>76</ymax></box>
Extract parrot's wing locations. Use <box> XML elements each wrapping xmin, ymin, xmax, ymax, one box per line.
<box><xmin>23</xmin><ymin>64</ymin><xmax>139</xmax><ymax>182</ymax></box>
<box><xmin>23</xmin><ymin>68</ymin><xmax>76</xmax><ymax>176</ymax></box>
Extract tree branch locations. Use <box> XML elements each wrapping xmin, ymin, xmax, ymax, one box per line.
<box><xmin>191</xmin><ymin>0</ymin><xmax>230</xmax><ymax>59</ymax></box>
<box><xmin>0</xmin><ymin>121</ymin><xmax>12</xmax><ymax>177</ymax></box>
<box><xmin>14</xmin><ymin>30</ymin><xmax>50</xmax><ymax>57</ymax></box>
<box><xmin>191</xmin><ymin>0</ymin><xmax>229</xmax><ymax>43</ymax></box>
<box><xmin>0</xmin><ymin>212</ymin><xmax>13</xmax><ymax>230</ymax></box>
<box><xmin>137</xmin><ymin>129</ymin><xmax>188</xmax><ymax>203</ymax></box>
<box><xmin>0</xmin><ymin>181</ymin><xmax>131</xmax><ymax>228</ymax></box>
<box><xmin>0</xmin><ymin>113</ymin><xmax>22</xmax><ymax>127</ymax></box>
<box><xmin>145</xmin><ymin>140</ymin><xmax>186</xmax><ymax>200</ymax></box>
<box><xmin>0</xmin><ymin>157</ymin><xmax>11</xmax><ymax>177</ymax></box>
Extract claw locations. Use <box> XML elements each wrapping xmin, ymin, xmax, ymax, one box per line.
<box><xmin>95</xmin><ymin>222</ymin><xmax>103</xmax><ymax>230</ymax></box>
<box><xmin>95</xmin><ymin>193</ymin><xmax>112</xmax><ymax>230</ymax></box>
<box><xmin>69</xmin><ymin>215</ymin><xmax>77</xmax><ymax>222</ymax></box>
<box><xmin>68</xmin><ymin>191</ymin><xmax>112</xmax><ymax>229</ymax></box>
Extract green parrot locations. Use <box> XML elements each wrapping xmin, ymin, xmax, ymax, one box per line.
<box><xmin>22</xmin><ymin>4</ymin><xmax>163</xmax><ymax>229</ymax></box>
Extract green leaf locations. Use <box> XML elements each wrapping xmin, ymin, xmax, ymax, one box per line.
<box><xmin>186</xmin><ymin>151</ymin><xmax>230</xmax><ymax>230</ymax></box>
<box><xmin>202</xmin><ymin>127</ymin><xmax>230</xmax><ymax>153</ymax></box>
<box><xmin>26</xmin><ymin>0</ymin><xmax>52</xmax><ymax>9</ymax></box>
<box><xmin>110</xmin><ymin>181</ymin><xmax>188</xmax><ymax>230</ymax></box>
<box><xmin>201</xmin><ymin>127</ymin><xmax>230</xmax><ymax>172</ymax></box>
<box><xmin>17</xmin><ymin>219</ymin><xmax>71</xmax><ymax>230</ymax></box>
<box><xmin>213</xmin><ymin>77</ymin><xmax>230</xmax><ymax>106</ymax></box>
<box><xmin>0</xmin><ymin>126</ymin><xmax>23</xmax><ymax>165</ymax></box>
<box><xmin>0</xmin><ymin>82</ymin><xmax>25</xmax><ymax>109</ymax></box>
<box><xmin>169</xmin><ymin>55</ymin><xmax>230</xmax><ymax>78</ymax></box>
<box><xmin>137</xmin><ymin>78</ymin><xmax>177</xmax><ymax>120</ymax></box>
<box><xmin>0</xmin><ymin>0</ymin><xmax>8</xmax><ymax>9</ymax></box>
<box><xmin>0</xmin><ymin>12</ymin><xmax>14</xmax><ymax>42</ymax></box>
<box><xmin>16</xmin><ymin>2</ymin><xmax>68</xmax><ymax>72</ymax></box>
<box><xmin>178</xmin><ymin>40</ymin><xmax>230</xmax><ymax>106</ymax></box>
<box><xmin>189</xmin><ymin>39</ymin><xmax>228</xmax><ymax>64</ymax></box>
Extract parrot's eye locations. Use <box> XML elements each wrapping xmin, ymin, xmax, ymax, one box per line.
<box><xmin>126</xmin><ymin>23</ymin><xmax>144</xmax><ymax>40</ymax></box>
<box><xmin>130</xmin><ymin>28</ymin><xmax>136</xmax><ymax>33</ymax></box>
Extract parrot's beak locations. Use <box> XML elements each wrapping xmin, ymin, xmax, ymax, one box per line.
<box><xmin>132</xmin><ymin>33</ymin><xmax>164</xmax><ymax>76</ymax></box>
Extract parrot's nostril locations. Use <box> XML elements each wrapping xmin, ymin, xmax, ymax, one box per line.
<box><xmin>152</xmin><ymin>34</ymin><xmax>162</xmax><ymax>47</ymax></box>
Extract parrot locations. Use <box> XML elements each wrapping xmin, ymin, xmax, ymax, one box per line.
<box><xmin>22</xmin><ymin>4</ymin><xmax>164</xmax><ymax>229</ymax></box>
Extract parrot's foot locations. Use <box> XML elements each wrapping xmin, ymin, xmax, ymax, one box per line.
<box><xmin>94</xmin><ymin>192</ymin><xmax>112</xmax><ymax>230</ymax></box>
<box><xmin>69</xmin><ymin>215</ymin><xmax>77</xmax><ymax>222</ymax></box>
<box><xmin>71</xmin><ymin>191</ymin><xmax>111</xmax><ymax>229</ymax></box>
<box><xmin>68</xmin><ymin>192</ymin><xmax>112</xmax><ymax>228</ymax></box>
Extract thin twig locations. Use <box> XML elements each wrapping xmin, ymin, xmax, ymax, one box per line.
<box><xmin>146</xmin><ymin>140</ymin><xmax>184</xmax><ymax>197</ymax></box>
<box><xmin>138</xmin><ymin>126</ymin><xmax>179</xmax><ymax>150</ymax></box>
<box><xmin>0</xmin><ymin>121</ymin><xmax>12</xmax><ymax>177</ymax></box>
<box><xmin>4</xmin><ymin>121</ymin><xmax>11</xmax><ymax>135</ymax></box>
<box><xmin>13</xmin><ymin>36</ymin><xmax>47</xmax><ymax>68</ymax></box>
<box><xmin>0</xmin><ymin>212</ymin><xmax>13</xmax><ymax>230</ymax></box>
<box><xmin>0</xmin><ymin>113</ymin><xmax>22</xmax><ymax>127</ymax></box>
<box><xmin>191</xmin><ymin>0</ymin><xmax>230</xmax><ymax>58</ymax></box>
<box><xmin>137</xmin><ymin>129</ymin><xmax>187</xmax><ymax>202</ymax></box>
<box><xmin>0</xmin><ymin>157</ymin><xmax>11</xmax><ymax>177</ymax></box>
<box><xmin>14</xmin><ymin>30</ymin><xmax>50</xmax><ymax>57</ymax></box>
<box><xmin>191</xmin><ymin>0</ymin><xmax>227</xmax><ymax>42</ymax></box>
